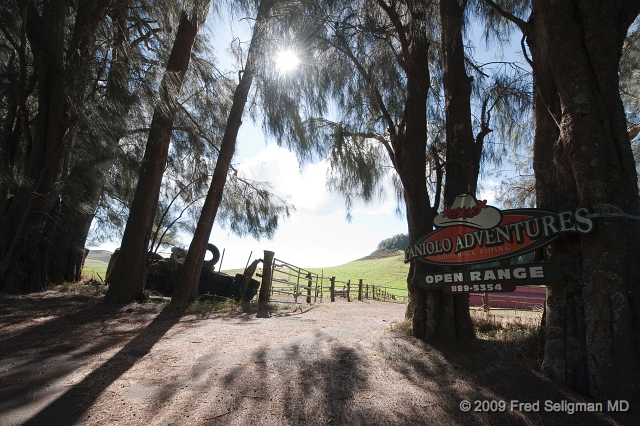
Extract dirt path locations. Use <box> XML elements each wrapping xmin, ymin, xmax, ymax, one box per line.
<box><xmin>0</xmin><ymin>292</ymin><xmax>636</xmax><ymax>425</ymax></box>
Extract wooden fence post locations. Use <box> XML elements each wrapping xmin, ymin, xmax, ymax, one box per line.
<box><xmin>330</xmin><ymin>277</ymin><xmax>335</xmax><ymax>302</ymax></box>
<box><xmin>258</xmin><ymin>250</ymin><xmax>275</xmax><ymax>303</ymax></box>
<box><xmin>372</xmin><ymin>285</ymin><xmax>376</xmax><ymax>300</ymax></box>
<box><xmin>358</xmin><ymin>279</ymin><xmax>363</xmax><ymax>301</ymax></box>
<box><xmin>365</xmin><ymin>284</ymin><xmax>369</xmax><ymax>299</ymax></box>
<box><xmin>483</xmin><ymin>292</ymin><xmax>490</xmax><ymax>312</ymax></box>
<box><xmin>306</xmin><ymin>272</ymin><xmax>312</xmax><ymax>304</ymax></box>
<box><xmin>347</xmin><ymin>280</ymin><xmax>351</xmax><ymax>302</ymax></box>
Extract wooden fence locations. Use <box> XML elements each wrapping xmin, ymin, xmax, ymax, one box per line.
<box><xmin>262</xmin><ymin>256</ymin><xmax>544</xmax><ymax>310</ymax></box>
<box><xmin>267</xmin><ymin>258</ymin><xmax>407</xmax><ymax>304</ymax></box>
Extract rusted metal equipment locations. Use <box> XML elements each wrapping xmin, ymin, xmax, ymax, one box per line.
<box><xmin>107</xmin><ymin>244</ymin><xmax>261</xmax><ymax>302</ymax></box>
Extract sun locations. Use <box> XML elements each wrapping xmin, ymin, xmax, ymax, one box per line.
<box><xmin>275</xmin><ymin>50</ymin><xmax>300</xmax><ymax>74</ymax></box>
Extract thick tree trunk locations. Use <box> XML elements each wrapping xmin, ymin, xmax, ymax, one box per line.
<box><xmin>47</xmin><ymin>2</ymin><xmax>132</xmax><ymax>283</ymax></box>
<box><xmin>388</xmin><ymin>23</ymin><xmax>443</xmax><ymax>341</ymax></box>
<box><xmin>0</xmin><ymin>0</ymin><xmax>111</xmax><ymax>293</ymax></box>
<box><xmin>438</xmin><ymin>0</ymin><xmax>475</xmax><ymax>340</ymax></box>
<box><xmin>528</xmin><ymin>0</ymin><xmax>640</xmax><ymax>399</ymax></box>
<box><xmin>0</xmin><ymin>4</ymin><xmax>68</xmax><ymax>293</ymax></box>
<box><xmin>105</xmin><ymin>10</ymin><xmax>204</xmax><ymax>303</ymax></box>
<box><xmin>172</xmin><ymin>0</ymin><xmax>274</xmax><ymax>301</ymax></box>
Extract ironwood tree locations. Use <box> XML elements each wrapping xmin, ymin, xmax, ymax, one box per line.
<box><xmin>105</xmin><ymin>4</ymin><xmax>211</xmax><ymax>303</ymax></box>
<box><xmin>438</xmin><ymin>0</ymin><xmax>480</xmax><ymax>339</ymax></box>
<box><xmin>173</xmin><ymin>0</ymin><xmax>288</xmax><ymax>302</ymax></box>
<box><xmin>257</xmin><ymin>0</ymin><xmax>456</xmax><ymax>339</ymax></box>
<box><xmin>483</xmin><ymin>0</ymin><xmax>640</xmax><ymax>399</ymax></box>
<box><xmin>0</xmin><ymin>0</ymin><xmax>112</xmax><ymax>293</ymax></box>
<box><xmin>438</xmin><ymin>0</ymin><xmax>532</xmax><ymax>338</ymax></box>
<box><xmin>260</xmin><ymin>0</ymin><xmax>529</xmax><ymax>340</ymax></box>
<box><xmin>46</xmin><ymin>0</ymin><xmax>135</xmax><ymax>283</ymax></box>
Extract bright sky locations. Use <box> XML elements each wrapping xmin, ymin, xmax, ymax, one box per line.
<box><xmin>194</xmin><ymin>13</ymin><xmax>412</xmax><ymax>269</ymax></box>
<box><xmin>89</xmin><ymin>9</ymin><xmax>509</xmax><ymax>270</ymax></box>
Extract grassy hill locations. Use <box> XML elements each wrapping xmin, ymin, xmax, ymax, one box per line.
<box><xmin>81</xmin><ymin>249</ymin><xmax>410</xmax><ymax>298</ymax></box>
<box><xmin>86</xmin><ymin>250</ymin><xmax>113</xmax><ymax>263</ymax></box>
<box><xmin>223</xmin><ymin>250</ymin><xmax>410</xmax><ymax>298</ymax></box>
<box><xmin>82</xmin><ymin>250</ymin><xmax>112</xmax><ymax>280</ymax></box>
<box><xmin>306</xmin><ymin>251</ymin><xmax>409</xmax><ymax>289</ymax></box>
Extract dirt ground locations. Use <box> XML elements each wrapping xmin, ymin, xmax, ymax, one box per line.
<box><xmin>0</xmin><ymin>289</ymin><xmax>637</xmax><ymax>426</ymax></box>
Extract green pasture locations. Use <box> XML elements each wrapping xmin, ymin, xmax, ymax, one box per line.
<box><xmin>81</xmin><ymin>250</ymin><xmax>112</xmax><ymax>281</ymax></box>
<box><xmin>307</xmin><ymin>251</ymin><xmax>409</xmax><ymax>290</ymax></box>
<box><xmin>223</xmin><ymin>251</ymin><xmax>410</xmax><ymax>299</ymax></box>
<box><xmin>82</xmin><ymin>249</ymin><xmax>410</xmax><ymax>299</ymax></box>
<box><xmin>82</xmin><ymin>258</ymin><xmax>108</xmax><ymax>281</ymax></box>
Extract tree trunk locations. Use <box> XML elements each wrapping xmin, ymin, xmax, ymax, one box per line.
<box><xmin>258</xmin><ymin>250</ymin><xmax>275</xmax><ymax>303</ymax></box>
<box><xmin>527</xmin><ymin>0</ymin><xmax>640</xmax><ymax>399</ymax></box>
<box><xmin>47</xmin><ymin>1</ymin><xmax>132</xmax><ymax>283</ymax></box>
<box><xmin>438</xmin><ymin>0</ymin><xmax>475</xmax><ymax>340</ymax></box>
<box><xmin>172</xmin><ymin>0</ymin><xmax>274</xmax><ymax>302</ymax></box>
<box><xmin>0</xmin><ymin>0</ymin><xmax>111</xmax><ymax>293</ymax></box>
<box><xmin>105</xmin><ymin>10</ymin><xmax>204</xmax><ymax>303</ymax></box>
<box><xmin>388</xmin><ymin>18</ymin><xmax>440</xmax><ymax>340</ymax></box>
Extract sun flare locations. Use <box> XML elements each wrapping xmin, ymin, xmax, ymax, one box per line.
<box><xmin>275</xmin><ymin>50</ymin><xmax>300</xmax><ymax>73</ymax></box>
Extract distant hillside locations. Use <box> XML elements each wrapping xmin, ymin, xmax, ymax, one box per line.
<box><xmin>224</xmin><ymin>250</ymin><xmax>410</xmax><ymax>291</ymax></box>
<box><xmin>307</xmin><ymin>251</ymin><xmax>409</xmax><ymax>289</ymax></box>
<box><xmin>86</xmin><ymin>250</ymin><xmax>113</xmax><ymax>264</ymax></box>
<box><xmin>357</xmin><ymin>249</ymin><xmax>402</xmax><ymax>261</ymax></box>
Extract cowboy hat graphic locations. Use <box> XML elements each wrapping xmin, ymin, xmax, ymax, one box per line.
<box><xmin>434</xmin><ymin>193</ymin><xmax>502</xmax><ymax>229</ymax></box>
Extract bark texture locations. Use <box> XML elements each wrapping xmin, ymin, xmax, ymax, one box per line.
<box><xmin>0</xmin><ymin>0</ymin><xmax>111</xmax><ymax>293</ymax></box>
<box><xmin>48</xmin><ymin>1</ymin><xmax>132</xmax><ymax>284</ymax></box>
<box><xmin>438</xmin><ymin>0</ymin><xmax>476</xmax><ymax>340</ymax></box>
<box><xmin>105</xmin><ymin>11</ymin><xmax>202</xmax><ymax>303</ymax></box>
<box><xmin>525</xmin><ymin>0</ymin><xmax>640</xmax><ymax>399</ymax></box>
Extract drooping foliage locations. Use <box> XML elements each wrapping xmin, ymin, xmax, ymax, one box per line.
<box><xmin>0</xmin><ymin>0</ymin><xmax>295</xmax><ymax>293</ymax></box>
<box><xmin>251</xmin><ymin>0</ymin><xmax>534</xmax><ymax>339</ymax></box>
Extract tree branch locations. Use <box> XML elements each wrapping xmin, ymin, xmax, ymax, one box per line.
<box><xmin>328</xmin><ymin>25</ymin><xmax>397</xmax><ymax>139</ymax></box>
<box><xmin>376</xmin><ymin>0</ymin><xmax>414</xmax><ymax>70</ymax></box>
<box><xmin>521</xmin><ymin>34</ymin><xmax>533</xmax><ymax>67</ymax></box>
<box><xmin>342</xmin><ymin>130</ymin><xmax>396</xmax><ymax>167</ymax></box>
<box><xmin>482</xmin><ymin>0</ymin><xmax>530</xmax><ymax>35</ymax></box>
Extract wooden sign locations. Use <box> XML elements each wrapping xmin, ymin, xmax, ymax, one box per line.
<box><xmin>442</xmin><ymin>282</ymin><xmax>516</xmax><ymax>293</ymax></box>
<box><xmin>405</xmin><ymin>194</ymin><xmax>596</xmax><ymax>266</ymax></box>
<box><xmin>418</xmin><ymin>262</ymin><xmax>565</xmax><ymax>291</ymax></box>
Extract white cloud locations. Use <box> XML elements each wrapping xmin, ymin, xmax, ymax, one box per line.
<box><xmin>210</xmin><ymin>143</ymin><xmax>407</xmax><ymax>269</ymax></box>
<box><xmin>89</xmin><ymin>143</ymin><xmax>409</xmax><ymax>270</ymax></box>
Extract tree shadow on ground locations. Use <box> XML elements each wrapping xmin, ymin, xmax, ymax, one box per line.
<box><xmin>375</xmin><ymin>335</ymin><xmax>637</xmax><ymax>426</ymax></box>
<box><xmin>18</xmin><ymin>303</ymin><xmax>188</xmax><ymax>425</ymax></box>
<box><xmin>166</xmin><ymin>327</ymin><xmax>637</xmax><ymax>426</ymax></box>
<box><xmin>3</xmin><ymin>294</ymin><xmax>636</xmax><ymax>425</ymax></box>
<box><xmin>0</xmin><ymin>293</ymin><xmax>135</xmax><ymax>359</ymax></box>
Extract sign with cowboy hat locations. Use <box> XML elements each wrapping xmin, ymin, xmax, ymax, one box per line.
<box><xmin>404</xmin><ymin>194</ymin><xmax>597</xmax><ymax>266</ymax></box>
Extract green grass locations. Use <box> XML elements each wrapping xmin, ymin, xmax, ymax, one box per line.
<box><xmin>82</xmin><ymin>259</ymin><xmax>108</xmax><ymax>281</ymax></box>
<box><xmin>223</xmin><ymin>250</ymin><xmax>410</xmax><ymax>299</ymax></box>
<box><xmin>307</xmin><ymin>251</ymin><xmax>409</xmax><ymax>289</ymax></box>
<box><xmin>81</xmin><ymin>250</ymin><xmax>113</xmax><ymax>281</ymax></box>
